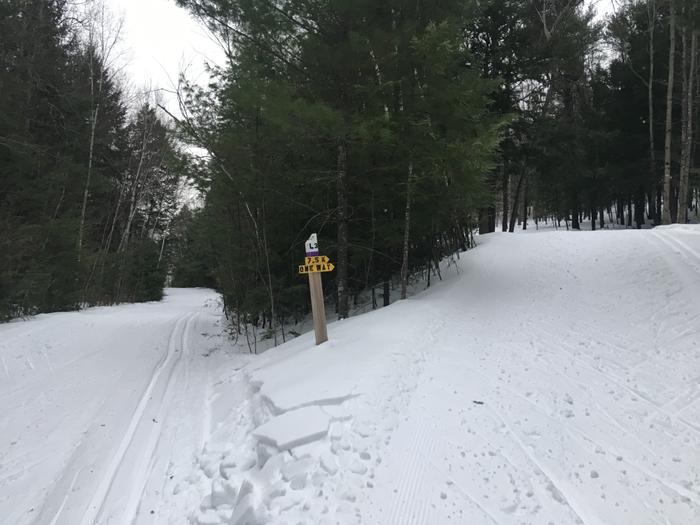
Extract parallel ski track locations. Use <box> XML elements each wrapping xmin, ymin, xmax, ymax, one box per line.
<box><xmin>78</xmin><ymin>311</ymin><xmax>197</xmax><ymax>525</ymax></box>
<box><xmin>651</xmin><ymin>229</ymin><xmax>700</xmax><ymax>287</ymax></box>
<box><xmin>124</xmin><ymin>311</ymin><xmax>198</xmax><ymax>524</ymax></box>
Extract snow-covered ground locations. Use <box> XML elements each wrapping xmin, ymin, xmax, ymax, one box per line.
<box><xmin>2</xmin><ymin>226</ymin><xmax>700</xmax><ymax>524</ymax></box>
<box><xmin>0</xmin><ymin>289</ymin><xmax>250</xmax><ymax>525</ymax></box>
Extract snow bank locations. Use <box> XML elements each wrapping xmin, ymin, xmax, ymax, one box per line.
<box><xmin>188</xmin><ymin>226</ymin><xmax>700</xmax><ymax>525</ymax></box>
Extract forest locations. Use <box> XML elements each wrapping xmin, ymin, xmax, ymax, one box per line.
<box><xmin>1</xmin><ymin>0</ymin><xmax>699</xmax><ymax>334</ymax></box>
<box><xmin>0</xmin><ymin>0</ymin><xmax>188</xmax><ymax>319</ymax></box>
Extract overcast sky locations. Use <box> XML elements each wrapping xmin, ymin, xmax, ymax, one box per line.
<box><xmin>108</xmin><ymin>0</ymin><xmax>614</xmax><ymax>113</ymax></box>
<box><xmin>105</xmin><ymin>0</ymin><xmax>225</xmax><ymax>114</ymax></box>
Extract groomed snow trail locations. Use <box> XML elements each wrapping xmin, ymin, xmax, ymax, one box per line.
<box><xmin>0</xmin><ymin>289</ymin><xmax>245</xmax><ymax>525</ymax></box>
<box><xmin>189</xmin><ymin>226</ymin><xmax>700</xmax><ymax>525</ymax></box>
<box><xmin>2</xmin><ymin>227</ymin><xmax>699</xmax><ymax>525</ymax></box>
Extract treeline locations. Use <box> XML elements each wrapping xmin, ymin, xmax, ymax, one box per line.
<box><xmin>172</xmin><ymin>0</ymin><xmax>699</xmax><ymax>341</ymax></box>
<box><xmin>0</xmin><ymin>0</ymin><xmax>185</xmax><ymax>320</ymax></box>
<box><xmin>173</xmin><ymin>0</ymin><xmax>504</xmax><ymax>341</ymax></box>
<box><xmin>482</xmin><ymin>0</ymin><xmax>700</xmax><ymax>231</ymax></box>
<box><xmin>5</xmin><ymin>0</ymin><xmax>695</xmax><ymax>330</ymax></box>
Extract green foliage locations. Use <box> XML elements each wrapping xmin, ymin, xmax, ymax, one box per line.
<box><xmin>466</xmin><ymin>0</ymin><xmax>700</xmax><ymax>229</ymax></box>
<box><xmin>170</xmin><ymin>207</ymin><xmax>216</xmax><ymax>288</ymax></box>
<box><xmin>0</xmin><ymin>0</ymin><xmax>185</xmax><ymax>320</ymax></box>
<box><xmin>174</xmin><ymin>0</ymin><xmax>504</xmax><ymax>329</ymax></box>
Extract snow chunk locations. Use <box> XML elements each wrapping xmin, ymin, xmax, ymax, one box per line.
<box><xmin>256</xmin><ymin>442</ymin><xmax>278</xmax><ymax>467</ymax></box>
<box><xmin>211</xmin><ymin>479</ymin><xmax>237</xmax><ymax>508</ymax></box>
<box><xmin>252</xmin><ymin>406</ymin><xmax>330</xmax><ymax>450</ymax></box>
<box><xmin>259</xmin><ymin>452</ymin><xmax>287</xmax><ymax>483</ymax></box>
<box><xmin>329</xmin><ymin>422</ymin><xmax>343</xmax><ymax>441</ymax></box>
<box><xmin>281</xmin><ymin>457</ymin><xmax>316</xmax><ymax>483</ymax></box>
<box><xmin>349</xmin><ymin>459</ymin><xmax>367</xmax><ymax>475</ymax></box>
<box><xmin>322</xmin><ymin>404</ymin><xmax>352</xmax><ymax>421</ymax></box>
<box><xmin>229</xmin><ymin>493</ymin><xmax>260</xmax><ymax>525</ymax></box>
<box><xmin>196</xmin><ymin>509</ymin><xmax>222</xmax><ymax>525</ymax></box>
<box><xmin>320</xmin><ymin>451</ymin><xmax>339</xmax><ymax>475</ymax></box>
<box><xmin>250</xmin><ymin>344</ymin><xmax>366</xmax><ymax>413</ymax></box>
<box><xmin>290</xmin><ymin>441</ymin><xmax>322</xmax><ymax>460</ymax></box>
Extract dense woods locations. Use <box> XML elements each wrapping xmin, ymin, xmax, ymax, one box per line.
<box><xmin>1</xmin><ymin>0</ymin><xmax>699</xmax><ymax>334</ymax></box>
<box><xmin>173</xmin><ymin>0</ymin><xmax>700</xmax><ymax>340</ymax></box>
<box><xmin>171</xmin><ymin>0</ymin><xmax>505</xmax><ymax>342</ymax></box>
<box><xmin>0</xmin><ymin>1</ymin><xmax>186</xmax><ymax>319</ymax></box>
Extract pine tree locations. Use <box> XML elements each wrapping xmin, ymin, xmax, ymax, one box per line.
<box><xmin>0</xmin><ymin>0</ymin><xmax>184</xmax><ymax>319</ymax></box>
<box><xmin>174</xmin><ymin>0</ymin><xmax>504</xmax><ymax>335</ymax></box>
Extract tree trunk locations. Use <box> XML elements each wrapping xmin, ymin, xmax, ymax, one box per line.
<box><xmin>679</xmin><ymin>29</ymin><xmax>697</xmax><ymax>223</ymax></box>
<box><xmin>508</xmin><ymin>166</ymin><xmax>526</xmax><ymax>232</ymax></box>
<box><xmin>336</xmin><ymin>141</ymin><xmax>349</xmax><ymax>319</ymax></box>
<box><xmin>648</xmin><ymin>0</ymin><xmax>659</xmax><ymax>225</ymax></box>
<box><xmin>571</xmin><ymin>191</ymin><xmax>580</xmax><ymax>230</ymax></box>
<box><xmin>400</xmin><ymin>162</ymin><xmax>413</xmax><ymax>300</ymax></box>
<box><xmin>364</xmin><ymin>190</ymin><xmax>376</xmax><ymax>290</ymax></box>
<box><xmin>479</xmin><ymin>207</ymin><xmax>495</xmax><ymax>234</ymax></box>
<box><xmin>662</xmin><ymin>0</ymin><xmax>676</xmax><ymax>224</ymax></box>
<box><xmin>501</xmin><ymin>167</ymin><xmax>509</xmax><ymax>231</ymax></box>
<box><xmin>627</xmin><ymin>196</ymin><xmax>633</xmax><ymax>227</ymax></box>
<box><xmin>616</xmin><ymin>199</ymin><xmax>623</xmax><ymax>224</ymax></box>
<box><xmin>521</xmin><ymin>177</ymin><xmax>528</xmax><ymax>230</ymax></box>
<box><xmin>635</xmin><ymin>191</ymin><xmax>646</xmax><ymax>228</ymax></box>
<box><xmin>78</xmin><ymin>103</ymin><xmax>99</xmax><ymax>262</ymax></box>
<box><xmin>261</xmin><ymin>207</ymin><xmax>277</xmax><ymax>346</ymax></box>
<box><xmin>118</xmin><ymin>116</ymin><xmax>155</xmax><ymax>253</ymax></box>
<box><xmin>678</xmin><ymin>23</ymin><xmax>689</xmax><ymax>223</ymax></box>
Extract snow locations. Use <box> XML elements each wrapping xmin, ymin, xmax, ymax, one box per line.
<box><xmin>2</xmin><ymin>226</ymin><xmax>700</xmax><ymax>524</ymax></box>
<box><xmin>252</xmin><ymin>406</ymin><xmax>330</xmax><ymax>449</ymax></box>
<box><xmin>0</xmin><ymin>289</ymin><xmax>250</xmax><ymax>525</ymax></box>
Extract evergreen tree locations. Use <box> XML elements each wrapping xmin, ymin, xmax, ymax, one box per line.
<box><xmin>174</xmin><ymin>0</ymin><xmax>504</xmax><ymax>335</ymax></box>
<box><xmin>0</xmin><ymin>0</ymin><xmax>185</xmax><ymax>319</ymax></box>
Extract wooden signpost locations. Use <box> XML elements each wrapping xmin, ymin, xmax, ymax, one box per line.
<box><xmin>300</xmin><ymin>233</ymin><xmax>334</xmax><ymax>345</ymax></box>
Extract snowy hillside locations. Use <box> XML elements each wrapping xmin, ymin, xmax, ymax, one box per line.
<box><xmin>2</xmin><ymin>226</ymin><xmax>700</xmax><ymax>524</ymax></box>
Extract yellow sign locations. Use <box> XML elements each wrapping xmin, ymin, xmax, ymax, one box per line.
<box><xmin>299</xmin><ymin>261</ymin><xmax>335</xmax><ymax>274</ymax></box>
<box><xmin>305</xmin><ymin>255</ymin><xmax>330</xmax><ymax>265</ymax></box>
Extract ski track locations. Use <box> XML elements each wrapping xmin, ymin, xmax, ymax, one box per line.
<box><xmin>533</xmin><ymin>325</ymin><xmax>700</xmax><ymax>437</ymax></box>
<box><xmin>4</xmin><ymin>229</ymin><xmax>700</xmax><ymax>525</ymax></box>
<box><xmin>490</xmin><ymin>409</ymin><xmax>593</xmax><ymax>525</ymax></box>
<box><xmin>654</xmin><ymin>229</ymin><xmax>700</xmax><ymax>261</ymax></box>
<box><xmin>361</xmin><ymin>228</ymin><xmax>700</xmax><ymax>525</ymax></box>
<box><xmin>386</xmin><ymin>423</ymin><xmax>435</xmax><ymax>525</ymax></box>
<box><xmin>79</xmin><ymin>312</ymin><xmax>196</xmax><ymax>525</ymax></box>
<box><xmin>48</xmin><ymin>469</ymin><xmax>82</xmax><ymax>525</ymax></box>
<box><xmin>650</xmin><ymin>230</ymin><xmax>700</xmax><ymax>292</ymax></box>
<box><xmin>121</xmin><ymin>311</ymin><xmax>198</xmax><ymax>525</ymax></box>
<box><xmin>0</xmin><ymin>290</ymin><xmax>238</xmax><ymax>525</ymax></box>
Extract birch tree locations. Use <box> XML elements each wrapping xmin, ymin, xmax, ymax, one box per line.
<box><xmin>78</xmin><ymin>0</ymin><xmax>123</xmax><ymax>261</ymax></box>
<box><xmin>678</xmin><ymin>2</ymin><xmax>698</xmax><ymax>222</ymax></box>
<box><xmin>662</xmin><ymin>0</ymin><xmax>677</xmax><ymax>224</ymax></box>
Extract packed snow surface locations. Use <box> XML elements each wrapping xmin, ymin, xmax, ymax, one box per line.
<box><xmin>2</xmin><ymin>225</ymin><xmax>700</xmax><ymax>524</ymax></box>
